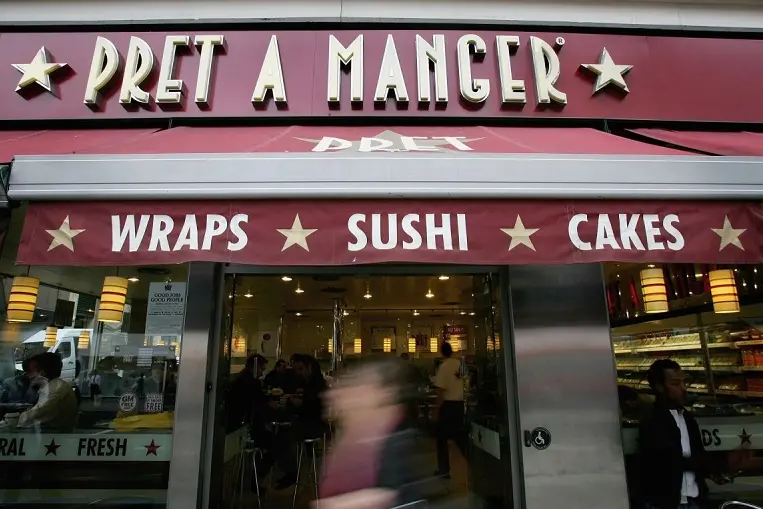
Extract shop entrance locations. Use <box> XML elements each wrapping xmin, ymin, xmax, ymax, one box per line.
<box><xmin>206</xmin><ymin>269</ymin><xmax>515</xmax><ymax>509</ymax></box>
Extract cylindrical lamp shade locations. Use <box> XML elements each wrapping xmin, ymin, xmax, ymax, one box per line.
<box><xmin>353</xmin><ymin>338</ymin><xmax>362</xmax><ymax>354</ymax></box>
<box><xmin>383</xmin><ymin>338</ymin><xmax>392</xmax><ymax>353</ymax></box>
<box><xmin>78</xmin><ymin>330</ymin><xmax>90</xmax><ymax>350</ymax></box>
<box><xmin>451</xmin><ymin>340</ymin><xmax>460</xmax><ymax>353</ymax></box>
<box><xmin>327</xmin><ymin>338</ymin><xmax>333</xmax><ymax>353</ymax></box>
<box><xmin>98</xmin><ymin>276</ymin><xmax>128</xmax><ymax>323</ymax></box>
<box><xmin>44</xmin><ymin>326</ymin><xmax>57</xmax><ymax>348</ymax></box>
<box><xmin>7</xmin><ymin>276</ymin><xmax>40</xmax><ymax>323</ymax></box>
<box><xmin>408</xmin><ymin>338</ymin><xmax>416</xmax><ymax>353</ymax></box>
<box><xmin>640</xmin><ymin>268</ymin><xmax>669</xmax><ymax>314</ymax></box>
<box><xmin>709</xmin><ymin>269</ymin><xmax>740</xmax><ymax>314</ymax></box>
<box><xmin>430</xmin><ymin>337</ymin><xmax>438</xmax><ymax>353</ymax></box>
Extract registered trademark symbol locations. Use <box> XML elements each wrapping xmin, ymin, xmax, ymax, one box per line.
<box><xmin>555</xmin><ymin>37</ymin><xmax>566</xmax><ymax>47</ymax></box>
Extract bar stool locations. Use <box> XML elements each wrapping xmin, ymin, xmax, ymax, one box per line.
<box><xmin>292</xmin><ymin>435</ymin><xmax>325</xmax><ymax>509</ymax></box>
<box><xmin>235</xmin><ymin>438</ymin><xmax>263</xmax><ymax>509</ymax></box>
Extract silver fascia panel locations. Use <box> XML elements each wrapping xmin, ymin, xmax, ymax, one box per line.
<box><xmin>8</xmin><ymin>152</ymin><xmax>763</xmax><ymax>201</ymax></box>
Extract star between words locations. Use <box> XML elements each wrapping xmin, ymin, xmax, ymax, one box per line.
<box><xmin>107</xmin><ymin>212</ymin><xmax>692</xmax><ymax>254</ymax></box>
<box><xmin>75</xmin><ymin>33</ymin><xmax>628</xmax><ymax>108</ymax></box>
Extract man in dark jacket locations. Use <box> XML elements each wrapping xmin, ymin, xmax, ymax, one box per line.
<box><xmin>639</xmin><ymin>359</ymin><xmax>711</xmax><ymax>509</ymax></box>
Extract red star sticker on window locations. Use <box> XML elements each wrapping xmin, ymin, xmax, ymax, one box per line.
<box><xmin>144</xmin><ymin>439</ymin><xmax>161</xmax><ymax>456</ymax></box>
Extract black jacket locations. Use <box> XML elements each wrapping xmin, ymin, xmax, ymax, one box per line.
<box><xmin>638</xmin><ymin>401</ymin><xmax>709</xmax><ymax>509</ymax></box>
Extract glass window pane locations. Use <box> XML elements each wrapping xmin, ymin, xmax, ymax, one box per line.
<box><xmin>0</xmin><ymin>265</ymin><xmax>188</xmax><ymax>508</ymax></box>
<box><xmin>610</xmin><ymin>262</ymin><xmax>763</xmax><ymax>508</ymax></box>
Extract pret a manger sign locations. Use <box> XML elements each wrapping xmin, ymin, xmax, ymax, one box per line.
<box><xmin>4</xmin><ymin>30</ymin><xmax>763</xmax><ymax>121</ymax></box>
<box><xmin>75</xmin><ymin>34</ymin><xmax>575</xmax><ymax>107</ymax></box>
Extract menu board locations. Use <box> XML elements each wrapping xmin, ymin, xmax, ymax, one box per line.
<box><xmin>145</xmin><ymin>282</ymin><xmax>187</xmax><ymax>336</ymax></box>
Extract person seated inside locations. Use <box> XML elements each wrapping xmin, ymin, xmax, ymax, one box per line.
<box><xmin>273</xmin><ymin>354</ymin><xmax>329</xmax><ymax>490</ymax></box>
<box><xmin>0</xmin><ymin>357</ymin><xmax>40</xmax><ymax>419</ymax></box>
<box><xmin>17</xmin><ymin>352</ymin><xmax>78</xmax><ymax>432</ymax></box>
<box><xmin>292</xmin><ymin>354</ymin><xmax>328</xmax><ymax>436</ymax></box>
<box><xmin>264</xmin><ymin>359</ymin><xmax>290</xmax><ymax>391</ymax></box>
<box><xmin>227</xmin><ymin>354</ymin><xmax>268</xmax><ymax>432</ymax></box>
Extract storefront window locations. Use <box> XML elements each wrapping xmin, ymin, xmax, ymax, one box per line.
<box><xmin>0</xmin><ymin>262</ymin><xmax>188</xmax><ymax>508</ymax></box>
<box><xmin>610</xmin><ymin>263</ymin><xmax>763</xmax><ymax>507</ymax></box>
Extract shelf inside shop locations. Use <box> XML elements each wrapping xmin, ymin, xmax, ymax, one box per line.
<box><xmin>614</xmin><ymin>342</ymin><xmax>735</xmax><ymax>355</ymax></box>
<box><xmin>735</xmin><ymin>340</ymin><xmax>763</xmax><ymax>347</ymax></box>
<box><xmin>614</xmin><ymin>321</ymin><xmax>763</xmax><ymax>404</ymax></box>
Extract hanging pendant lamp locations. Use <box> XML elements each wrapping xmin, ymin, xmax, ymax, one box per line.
<box><xmin>78</xmin><ymin>330</ymin><xmax>91</xmax><ymax>350</ymax></box>
<box><xmin>44</xmin><ymin>326</ymin><xmax>57</xmax><ymax>348</ymax></box>
<box><xmin>408</xmin><ymin>338</ymin><xmax>416</xmax><ymax>353</ymax></box>
<box><xmin>98</xmin><ymin>276</ymin><xmax>129</xmax><ymax>323</ymax></box>
<box><xmin>640</xmin><ymin>268</ymin><xmax>669</xmax><ymax>314</ymax></box>
<box><xmin>7</xmin><ymin>276</ymin><xmax>40</xmax><ymax>323</ymax></box>
<box><xmin>709</xmin><ymin>269</ymin><xmax>740</xmax><ymax>314</ymax></box>
<box><xmin>430</xmin><ymin>337</ymin><xmax>439</xmax><ymax>353</ymax></box>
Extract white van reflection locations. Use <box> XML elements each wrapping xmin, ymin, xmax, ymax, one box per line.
<box><xmin>13</xmin><ymin>328</ymin><xmax>90</xmax><ymax>383</ymax></box>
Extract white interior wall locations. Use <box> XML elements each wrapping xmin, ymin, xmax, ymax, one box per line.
<box><xmin>1</xmin><ymin>0</ymin><xmax>763</xmax><ymax>30</ymax></box>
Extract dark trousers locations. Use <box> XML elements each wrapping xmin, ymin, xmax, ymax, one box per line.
<box><xmin>436</xmin><ymin>400</ymin><xmax>468</xmax><ymax>474</ymax></box>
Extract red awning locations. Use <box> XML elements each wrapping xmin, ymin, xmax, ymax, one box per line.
<box><xmin>0</xmin><ymin>129</ymin><xmax>159</xmax><ymax>162</ymax></box>
<box><xmin>630</xmin><ymin>128</ymin><xmax>763</xmax><ymax>156</ymax></box>
<box><xmin>1</xmin><ymin>126</ymin><xmax>688</xmax><ymax>161</ymax></box>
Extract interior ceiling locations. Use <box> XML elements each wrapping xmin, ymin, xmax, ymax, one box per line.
<box><xmin>232</xmin><ymin>274</ymin><xmax>478</xmax><ymax>314</ymax></box>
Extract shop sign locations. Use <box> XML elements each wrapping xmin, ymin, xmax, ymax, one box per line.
<box><xmin>622</xmin><ymin>421</ymin><xmax>760</xmax><ymax>454</ymax></box>
<box><xmin>0</xmin><ymin>433</ymin><xmax>171</xmax><ymax>461</ymax></box>
<box><xmin>16</xmin><ymin>200</ymin><xmax>762</xmax><ymax>266</ymax></box>
<box><xmin>145</xmin><ymin>281</ymin><xmax>187</xmax><ymax>336</ymax></box>
<box><xmin>2</xmin><ymin>30</ymin><xmax>763</xmax><ymax>122</ymax></box>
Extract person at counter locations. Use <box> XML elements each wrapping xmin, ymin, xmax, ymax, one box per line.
<box><xmin>433</xmin><ymin>342</ymin><xmax>467</xmax><ymax>479</ymax></box>
<box><xmin>639</xmin><ymin>359</ymin><xmax>710</xmax><ymax>509</ymax></box>
<box><xmin>17</xmin><ymin>352</ymin><xmax>78</xmax><ymax>431</ymax></box>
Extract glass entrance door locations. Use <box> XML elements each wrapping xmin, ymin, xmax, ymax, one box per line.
<box><xmin>205</xmin><ymin>271</ymin><xmax>516</xmax><ymax>509</ymax></box>
<box><xmin>464</xmin><ymin>273</ymin><xmax>514</xmax><ymax>509</ymax></box>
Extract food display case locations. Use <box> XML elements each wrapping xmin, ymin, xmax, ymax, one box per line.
<box><xmin>614</xmin><ymin>319</ymin><xmax>763</xmax><ymax>405</ymax></box>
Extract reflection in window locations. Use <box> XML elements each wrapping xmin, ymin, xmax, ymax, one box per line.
<box><xmin>0</xmin><ymin>265</ymin><xmax>188</xmax><ymax>508</ymax></box>
<box><xmin>610</xmin><ymin>263</ymin><xmax>763</xmax><ymax>507</ymax></box>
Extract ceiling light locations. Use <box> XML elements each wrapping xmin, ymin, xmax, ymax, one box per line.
<box><xmin>127</xmin><ymin>277</ymin><xmax>140</xmax><ymax>283</ymax></box>
<box><xmin>282</xmin><ymin>276</ymin><xmax>293</xmax><ymax>282</ymax></box>
<box><xmin>647</xmin><ymin>264</ymin><xmax>655</xmax><ymax>269</ymax></box>
<box><xmin>363</xmin><ymin>292</ymin><xmax>372</xmax><ymax>299</ymax></box>
<box><xmin>425</xmin><ymin>289</ymin><xmax>434</xmax><ymax>299</ymax></box>
<box><xmin>413</xmin><ymin>310</ymin><xmax>420</xmax><ymax>316</ymax></box>
<box><xmin>244</xmin><ymin>291</ymin><xmax>253</xmax><ymax>298</ymax></box>
<box><xmin>459</xmin><ymin>310</ymin><xmax>466</xmax><ymax>315</ymax></box>
<box><xmin>343</xmin><ymin>310</ymin><xmax>349</xmax><ymax>316</ymax></box>
<box><xmin>295</xmin><ymin>282</ymin><xmax>304</xmax><ymax>294</ymax></box>
<box><xmin>438</xmin><ymin>275</ymin><xmax>450</xmax><ymax>281</ymax></box>
<box><xmin>364</xmin><ymin>282</ymin><xmax>372</xmax><ymax>299</ymax></box>
<box><xmin>469</xmin><ymin>311</ymin><xmax>475</xmax><ymax>316</ymax></box>
<box><xmin>295</xmin><ymin>312</ymin><xmax>302</xmax><ymax>317</ymax></box>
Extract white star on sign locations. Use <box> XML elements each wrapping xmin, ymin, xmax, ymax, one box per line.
<box><xmin>277</xmin><ymin>214</ymin><xmax>317</xmax><ymax>252</ymax></box>
<box><xmin>501</xmin><ymin>216</ymin><xmax>539</xmax><ymax>252</ymax></box>
<box><xmin>46</xmin><ymin>216</ymin><xmax>85</xmax><ymax>252</ymax></box>
<box><xmin>12</xmin><ymin>47</ymin><xmax>68</xmax><ymax>93</ymax></box>
<box><xmin>711</xmin><ymin>216</ymin><xmax>746</xmax><ymax>251</ymax></box>
<box><xmin>580</xmin><ymin>48</ymin><xmax>633</xmax><ymax>94</ymax></box>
